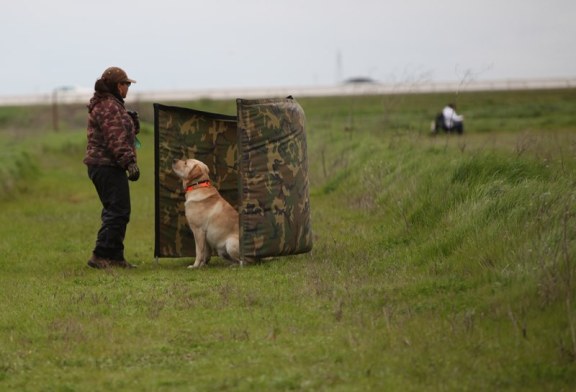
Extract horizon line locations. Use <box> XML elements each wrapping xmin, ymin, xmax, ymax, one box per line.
<box><xmin>1</xmin><ymin>77</ymin><xmax>575</xmax><ymax>106</ymax></box>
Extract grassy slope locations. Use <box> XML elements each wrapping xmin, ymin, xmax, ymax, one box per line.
<box><xmin>0</xmin><ymin>90</ymin><xmax>575</xmax><ymax>391</ymax></box>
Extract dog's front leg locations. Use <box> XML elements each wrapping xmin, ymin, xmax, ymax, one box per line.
<box><xmin>190</xmin><ymin>229</ymin><xmax>208</xmax><ymax>268</ymax></box>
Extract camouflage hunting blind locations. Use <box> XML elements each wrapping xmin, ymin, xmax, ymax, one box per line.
<box><xmin>154</xmin><ymin>97</ymin><xmax>313</xmax><ymax>261</ymax></box>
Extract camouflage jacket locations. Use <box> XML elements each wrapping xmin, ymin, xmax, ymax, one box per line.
<box><xmin>83</xmin><ymin>92</ymin><xmax>138</xmax><ymax>169</ymax></box>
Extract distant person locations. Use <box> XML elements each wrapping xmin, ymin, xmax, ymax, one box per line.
<box><xmin>441</xmin><ymin>103</ymin><xmax>464</xmax><ymax>134</ymax></box>
<box><xmin>84</xmin><ymin>66</ymin><xmax>140</xmax><ymax>269</ymax></box>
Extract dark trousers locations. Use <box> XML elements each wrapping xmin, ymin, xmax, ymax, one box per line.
<box><xmin>88</xmin><ymin>165</ymin><xmax>131</xmax><ymax>261</ymax></box>
<box><xmin>451</xmin><ymin>121</ymin><xmax>464</xmax><ymax>134</ymax></box>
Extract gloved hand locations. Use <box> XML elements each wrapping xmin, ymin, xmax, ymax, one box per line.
<box><xmin>127</xmin><ymin>162</ymin><xmax>140</xmax><ymax>182</ymax></box>
<box><xmin>127</xmin><ymin>110</ymin><xmax>140</xmax><ymax>134</ymax></box>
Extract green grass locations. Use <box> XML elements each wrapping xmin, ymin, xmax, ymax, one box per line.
<box><xmin>1</xmin><ymin>89</ymin><xmax>575</xmax><ymax>391</ymax></box>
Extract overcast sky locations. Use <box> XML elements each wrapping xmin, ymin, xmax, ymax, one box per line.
<box><xmin>1</xmin><ymin>0</ymin><xmax>575</xmax><ymax>96</ymax></box>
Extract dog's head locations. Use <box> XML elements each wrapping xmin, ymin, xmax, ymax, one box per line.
<box><xmin>172</xmin><ymin>159</ymin><xmax>210</xmax><ymax>189</ymax></box>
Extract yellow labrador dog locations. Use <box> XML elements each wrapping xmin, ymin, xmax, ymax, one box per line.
<box><xmin>172</xmin><ymin>159</ymin><xmax>243</xmax><ymax>268</ymax></box>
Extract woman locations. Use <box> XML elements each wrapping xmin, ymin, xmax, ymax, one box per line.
<box><xmin>84</xmin><ymin>66</ymin><xmax>140</xmax><ymax>269</ymax></box>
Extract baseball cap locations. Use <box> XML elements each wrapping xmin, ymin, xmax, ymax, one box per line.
<box><xmin>101</xmin><ymin>66</ymin><xmax>137</xmax><ymax>84</ymax></box>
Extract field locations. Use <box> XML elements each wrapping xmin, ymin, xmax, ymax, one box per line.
<box><xmin>0</xmin><ymin>88</ymin><xmax>575</xmax><ymax>391</ymax></box>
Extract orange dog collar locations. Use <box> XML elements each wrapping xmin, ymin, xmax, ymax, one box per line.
<box><xmin>186</xmin><ymin>180</ymin><xmax>211</xmax><ymax>193</ymax></box>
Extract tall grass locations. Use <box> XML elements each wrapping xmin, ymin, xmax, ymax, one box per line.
<box><xmin>0</xmin><ymin>138</ymin><xmax>38</xmax><ymax>199</ymax></box>
<box><xmin>0</xmin><ymin>89</ymin><xmax>575</xmax><ymax>391</ymax></box>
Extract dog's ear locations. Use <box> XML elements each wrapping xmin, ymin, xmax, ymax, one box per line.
<box><xmin>188</xmin><ymin>161</ymin><xmax>207</xmax><ymax>180</ymax></box>
<box><xmin>187</xmin><ymin>163</ymin><xmax>197</xmax><ymax>179</ymax></box>
<box><xmin>201</xmin><ymin>162</ymin><xmax>210</xmax><ymax>174</ymax></box>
